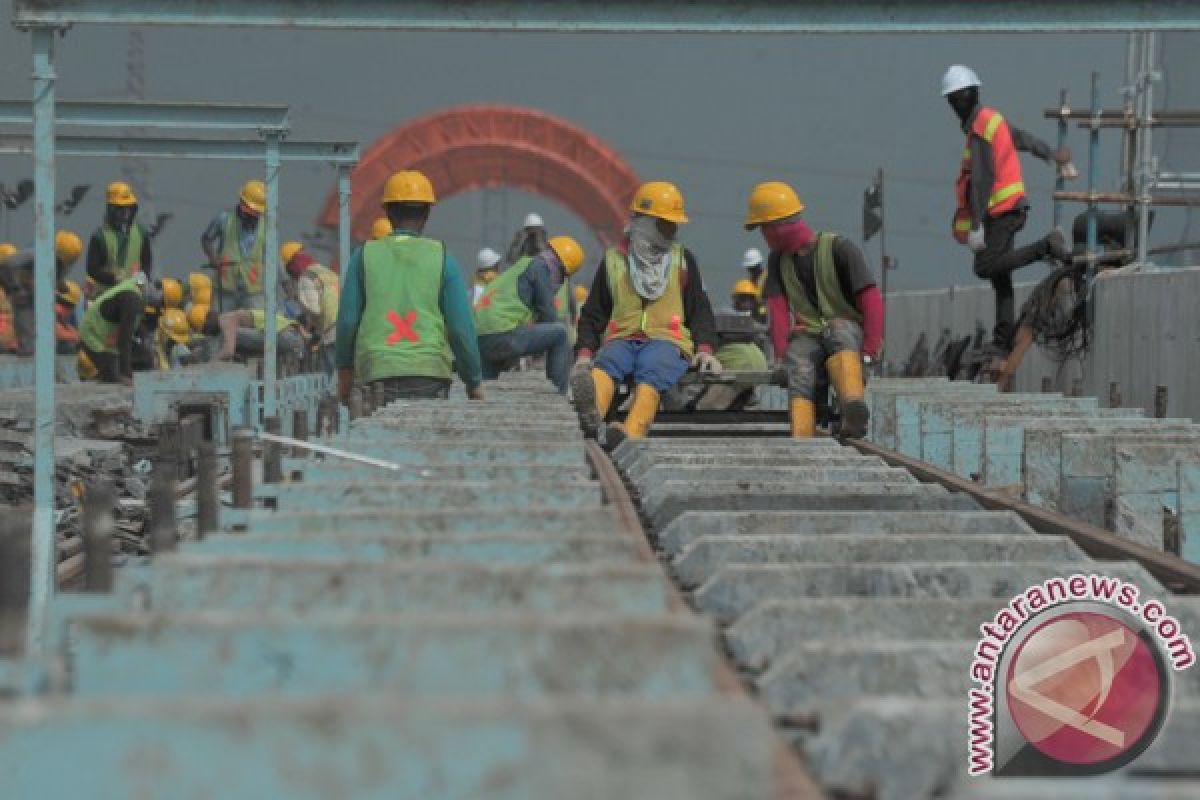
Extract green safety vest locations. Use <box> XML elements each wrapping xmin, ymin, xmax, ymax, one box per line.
<box><xmin>80</xmin><ymin>278</ymin><xmax>142</xmax><ymax>354</ymax></box>
<box><xmin>250</xmin><ymin>310</ymin><xmax>299</xmax><ymax>333</ymax></box>
<box><xmin>604</xmin><ymin>244</ymin><xmax>694</xmax><ymax>359</ymax></box>
<box><xmin>779</xmin><ymin>232</ymin><xmax>863</xmax><ymax>334</ymax></box>
<box><xmin>99</xmin><ymin>223</ymin><xmax>145</xmax><ymax>283</ymax></box>
<box><xmin>354</xmin><ymin>234</ymin><xmax>451</xmax><ymax>382</ymax></box>
<box><xmin>473</xmin><ymin>256</ymin><xmax>533</xmax><ymax>335</ymax></box>
<box><xmin>218</xmin><ymin>212</ymin><xmax>266</xmax><ymax>294</ymax></box>
<box><xmin>716</xmin><ymin>341</ymin><xmax>767</xmax><ymax>372</ymax></box>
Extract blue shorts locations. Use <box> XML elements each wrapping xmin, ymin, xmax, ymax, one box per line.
<box><xmin>594</xmin><ymin>338</ymin><xmax>689</xmax><ymax>393</ymax></box>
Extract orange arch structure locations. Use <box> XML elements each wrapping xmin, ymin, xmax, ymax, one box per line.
<box><xmin>318</xmin><ymin>104</ymin><xmax>641</xmax><ymax>248</ymax></box>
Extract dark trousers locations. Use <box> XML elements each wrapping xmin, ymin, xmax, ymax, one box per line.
<box><xmin>972</xmin><ymin>209</ymin><xmax>1047</xmax><ymax>349</ymax></box>
<box><xmin>82</xmin><ymin>344</ymin><xmax>120</xmax><ymax>383</ymax></box>
<box><xmin>370</xmin><ymin>376</ymin><xmax>450</xmax><ymax>402</ymax></box>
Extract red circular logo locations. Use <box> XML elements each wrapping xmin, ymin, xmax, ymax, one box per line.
<box><xmin>1005</xmin><ymin>611</ymin><xmax>1166</xmax><ymax>767</ymax></box>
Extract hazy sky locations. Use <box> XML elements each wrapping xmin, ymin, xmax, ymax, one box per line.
<box><xmin>2</xmin><ymin>7</ymin><xmax>1193</xmax><ymax>298</ymax></box>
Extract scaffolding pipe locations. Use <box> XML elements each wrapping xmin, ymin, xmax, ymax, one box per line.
<box><xmin>1086</xmin><ymin>71</ymin><xmax>1101</xmax><ymax>272</ymax></box>
<box><xmin>1053</xmin><ymin>89</ymin><xmax>1069</xmax><ymax>229</ymax></box>
<box><xmin>1136</xmin><ymin>33</ymin><xmax>1158</xmax><ymax>266</ymax></box>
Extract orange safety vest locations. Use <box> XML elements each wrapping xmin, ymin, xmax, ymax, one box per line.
<box><xmin>952</xmin><ymin>107</ymin><xmax>1027</xmax><ymax>243</ymax></box>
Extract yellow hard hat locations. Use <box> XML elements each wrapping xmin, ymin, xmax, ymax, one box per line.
<box><xmin>188</xmin><ymin>272</ymin><xmax>212</xmax><ymax>298</ymax></box>
<box><xmin>187</xmin><ymin>304</ymin><xmax>211</xmax><ymax>333</ymax></box>
<box><xmin>57</xmin><ymin>279</ymin><xmax>82</xmax><ymax>308</ymax></box>
<box><xmin>0</xmin><ymin>243</ymin><xmax>17</xmax><ymax>262</ymax></box>
<box><xmin>732</xmin><ymin>279</ymin><xmax>760</xmax><ymax>298</ymax></box>
<box><xmin>55</xmin><ymin>231</ymin><xmax>83</xmax><ymax>265</ymax></box>
<box><xmin>744</xmin><ymin>181</ymin><xmax>806</xmax><ymax>230</ymax></box>
<box><xmin>105</xmin><ymin>180</ymin><xmax>138</xmax><ymax>207</ymax></box>
<box><xmin>76</xmin><ymin>349</ymin><xmax>97</xmax><ymax>381</ymax></box>
<box><xmin>630</xmin><ymin>181</ymin><xmax>688</xmax><ymax>224</ymax></box>
<box><xmin>160</xmin><ymin>308</ymin><xmax>191</xmax><ymax>345</ymax></box>
<box><xmin>548</xmin><ymin>235</ymin><xmax>585</xmax><ymax>275</ymax></box>
<box><xmin>280</xmin><ymin>241</ymin><xmax>304</xmax><ymax>267</ymax></box>
<box><xmin>381</xmin><ymin>170</ymin><xmax>436</xmax><ymax>205</ymax></box>
<box><xmin>573</xmin><ymin>285</ymin><xmax>588</xmax><ymax>305</ymax></box>
<box><xmin>161</xmin><ymin>278</ymin><xmax>183</xmax><ymax>308</ymax></box>
<box><xmin>369</xmin><ymin>217</ymin><xmax>393</xmax><ymax>240</ymax></box>
<box><xmin>239</xmin><ymin>179</ymin><xmax>266</xmax><ymax>215</ymax></box>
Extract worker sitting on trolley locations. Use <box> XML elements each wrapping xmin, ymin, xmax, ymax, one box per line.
<box><xmin>475</xmin><ymin>235</ymin><xmax>585</xmax><ymax>394</ymax></box>
<box><xmin>572</xmin><ymin>181</ymin><xmax>719</xmax><ymax>448</ymax></box>
<box><xmin>205</xmin><ymin>303</ymin><xmax>308</xmax><ymax>375</ymax></box>
<box><xmin>745</xmin><ymin>181</ymin><xmax>883</xmax><ymax>439</ymax></box>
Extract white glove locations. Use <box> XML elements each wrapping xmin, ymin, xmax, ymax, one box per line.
<box><xmin>573</xmin><ymin>355</ymin><xmax>592</xmax><ymax>373</ymax></box>
<box><xmin>692</xmin><ymin>351</ymin><xmax>723</xmax><ymax>375</ymax></box>
<box><xmin>1057</xmin><ymin>161</ymin><xmax>1079</xmax><ymax>181</ymax></box>
<box><xmin>967</xmin><ymin>226</ymin><xmax>987</xmax><ymax>253</ymax></box>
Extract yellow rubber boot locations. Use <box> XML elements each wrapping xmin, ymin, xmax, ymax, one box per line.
<box><xmin>789</xmin><ymin>397</ymin><xmax>816</xmax><ymax>438</ymax></box>
<box><xmin>825</xmin><ymin>350</ymin><xmax>869</xmax><ymax>439</ymax></box>
<box><xmin>570</xmin><ymin>367</ymin><xmax>615</xmax><ymax>438</ymax></box>
<box><xmin>592</xmin><ymin>368</ymin><xmax>615</xmax><ymax>418</ymax></box>
<box><xmin>605</xmin><ymin>383</ymin><xmax>660</xmax><ymax>450</ymax></box>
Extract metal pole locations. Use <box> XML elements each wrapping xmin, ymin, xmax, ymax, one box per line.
<box><xmin>1</xmin><ymin>507</ymin><xmax>32</xmax><ymax>657</ymax></box>
<box><xmin>262</xmin><ymin>130</ymin><xmax>281</xmax><ymax>420</ymax></box>
<box><xmin>1053</xmin><ymin>88</ymin><xmax>1070</xmax><ymax>230</ymax></box>
<box><xmin>1108</xmin><ymin>381</ymin><xmax>1122</xmax><ymax>408</ymax></box>
<box><xmin>1135</xmin><ymin>33</ymin><xmax>1156</xmax><ymax>266</ymax></box>
<box><xmin>337</xmin><ymin>164</ymin><xmax>352</xmax><ymax>272</ymax></box>
<box><xmin>1155</xmin><ymin>384</ymin><xmax>1168</xmax><ymax>418</ymax></box>
<box><xmin>262</xmin><ymin>415</ymin><xmax>282</xmax><ymax>483</ymax></box>
<box><xmin>292</xmin><ymin>407</ymin><xmax>309</xmax><ymax>457</ymax></box>
<box><xmin>877</xmin><ymin>167</ymin><xmax>887</xmax><ymax>351</ymax></box>
<box><xmin>82</xmin><ymin>482</ymin><xmax>114</xmax><ymax>593</ymax></box>
<box><xmin>348</xmin><ymin>387</ymin><xmax>363</xmax><ymax>420</ymax></box>
<box><xmin>149</xmin><ymin>422</ymin><xmax>178</xmax><ymax>553</ymax></box>
<box><xmin>26</xmin><ymin>26</ymin><xmax>57</xmax><ymax>657</ymax></box>
<box><xmin>1085</xmin><ymin>72</ymin><xmax>1101</xmax><ymax>275</ymax></box>
<box><xmin>196</xmin><ymin>439</ymin><xmax>218</xmax><ymax>538</ymax></box>
<box><xmin>231</xmin><ymin>426</ymin><xmax>254</xmax><ymax>508</ymax></box>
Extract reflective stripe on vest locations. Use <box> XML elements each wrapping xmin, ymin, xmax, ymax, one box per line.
<box><xmin>952</xmin><ymin>106</ymin><xmax>1027</xmax><ymax>241</ymax></box>
<box><xmin>80</xmin><ymin>277</ymin><xmax>142</xmax><ymax>354</ymax></box>
<box><xmin>603</xmin><ymin>245</ymin><xmax>694</xmax><ymax>359</ymax></box>
<box><xmin>778</xmin><ymin>233</ymin><xmax>863</xmax><ymax>334</ymax></box>
<box><xmin>473</xmin><ymin>256</ymin><xmax>534</xmax><ymax>335</ymax></box>
<box><xmin>250</xmin><ymin>310</ymin><xmax>299</xmax><ymax>333</ymax></box>
<box><xmin>354</xmin><ymin>234</ymin><xmax>451</xmax><ymax>382</ymax></box>
<box><xmin>219</xmin><ymin>213</ymin><xmax>266</xmax><ymax>294</ymax></box>
<box><xmin>99</xmin><ymin>224</ymin><xmax>144</xmax><ymax>283</ymax></box>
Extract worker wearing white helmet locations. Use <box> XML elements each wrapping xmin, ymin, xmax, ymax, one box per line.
<box><xmin>506</xmin><ymin>212</ymin><xmax>548</xmax><ymax>265</ymax></box>
<box><xmin>941</xmin><ymin>64</ymin><xmax>1077</xmax><ymax>355</ymax></box>
<box><xmin>473</xmin><ymin>247</ymin><xmax>502</xmax><ymax>304</ymax></box>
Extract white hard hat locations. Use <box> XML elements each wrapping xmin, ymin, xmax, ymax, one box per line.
<box><xmin>742</xmin><ymin>248</ymin><xmax>763</xmax><ymax>269</ymax></box>
<box><xmin>941</xmin><ymin>65</ymin><xmax>981</xmax><ymax>96</ymax></box>
<box><xmin>523</xmin><ymin>212</ymin><xmax>544</xmax><ymax>228</ymax></box>
<box><xmin>476</xmin><ymin>247</ymin><xmax>501</xmax><ymax>270</ymax></box>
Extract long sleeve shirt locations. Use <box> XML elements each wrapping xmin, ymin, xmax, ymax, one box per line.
<box><xmin>576</xmin><ymin>245</ymin><xmax>717</xmax><ymax>357</ymax></box>
<box><xmin>93</xmin><ymin>289</ymin><xmax>143</xmax><ymax>377</ymax></box>
<box><xmin>964</xmin><ymin>106</ymin><xmax>1055</xmax><ymax>227</ymax></box>
<box><xmin>334</xmin><ymin>233</ymin><xmax>483</xmax><ymax>389</ymax></box>
<box><xmin>86</xmin><ymin>226</ymin><xmax>154</xmax><ymax>286</ymax></box>
<box><xmin>516</xmin><ymin>255</ymin><xmax>563</xmax><ymax>324</ymax></box>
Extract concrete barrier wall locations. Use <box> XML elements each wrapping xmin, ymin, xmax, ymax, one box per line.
<box><xmin>885</xmin><ymin>267</ymin><xmax>1200</xmax><ymax>422</ymax></box>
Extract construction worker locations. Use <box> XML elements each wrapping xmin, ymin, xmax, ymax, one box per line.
<box><xmin>0</xmin><ymin>231</ymin><xmax>84</xmax><ymax>356</ymax></box>
<box><xmin>281</xmin><ymin>241</ymin><xmax>340</xmax><ymax>376</ymax></box>
<box><xmin>79</xmin><ymin>273</ymin><xmax>146</xmax><ymax>384</ymax></box>
<box><xmin>370</xmin><ymin>217</ymin><xmax>393</xmax><ymax>241</ymax></box>
<box><xmin>201</xmin><ymin>179</ymin><xmax>267</xmax><ymax>312</ymax></box>
<box><xmin>747</xmin><ymin>181</ymin><xmax>883</xmax><ymax>439</ymax></box>
<box><xmin>212</xmin><ymin>308</ymin><xmax>307</xmax><ymax>374</ymax></box>
<box><xmin>505</xmin><ymin>211</ymin><xmax>548</xmax><ymax>265</ymax></box>
<box><xmin>473</xmin><ymin>247</ymin><xmax>502</xmax><ymax>305</ymax></box>
<box><xmin>743</xmin><ymin>247</ymin><xmax>765</xmax><ymax>289</ymax></box>
<box><xmin>0</xmin><ymin>243</ymin><xmax>16</xmax><ymax>352</ymax></box>
<box><xmin>154</xmin><ymin>308</ymin><xmax>198</xmax><ymax>369</ymax></box>
<box><xmin>475</xmin><ymin>235</ymin><xmax>584</xmax><ymax>393</ymax></box>
<box><xmin>942</xmin><ymin>65</ymin><xmax>1077</xmax><ymax>354</ymax></box>
<box><xmin>336</xmin><ymin>170</ymin><xmax>484</xmax><ymax>403</ymax></box>
<box><xmin>680</xmin><ymin>279</ymin><xmax>772</xmax><ymax>411</ymax></box>
<box><xmin>86</xmin><ymin>181</ymin><xmax>153</xmax><ymax>289</ymax></box>
<box><xmin>572</xmin><ymin>181</ymin><xmax>719</xmax><ymax>447</ymax></box>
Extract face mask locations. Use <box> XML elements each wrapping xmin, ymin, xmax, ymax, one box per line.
<box><xmin>763</xmin><ymin>218</ymin><xmax>814</xmax><ymax>252</ymax></box>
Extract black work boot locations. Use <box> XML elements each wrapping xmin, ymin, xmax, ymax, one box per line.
<box><xmin>570</xmin><ymin>370</ymin><xmax>601</xmax><ymax>439</ymax></box>
<box><xmin>1043</xmin><ymin>229</ymin><xmax>1070</xmax><ymax>262</ymax></box>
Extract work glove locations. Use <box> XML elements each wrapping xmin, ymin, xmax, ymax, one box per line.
<box><xmin>1057</xmin><ymin>161</ymin><xmax>1079</xmax><ymax>181</ymax></box>
<box><xmin>967</xmin><ymin>226</ymin><xmax>987</xmax><ymax>253</ymax></box>
<box><xmin>467</xmin><ymin>384</ymin><xmax>486</xmax><ymax>401</ymax></box>
<box><xmin>692</xmin><ymin>351</ymin><xmax>723</xmax><ymax>375</ymax></box>
<box><xmin>337</xmin><ymin>367</ymin><xmax>354</xmax><ymax>406</ymax></box>
<box><xmin>573</xmin><ymin>355</ymin><xmax>593</xmax><ymax>373</ymax></box>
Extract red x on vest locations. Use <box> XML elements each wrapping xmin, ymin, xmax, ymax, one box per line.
<box><xmin>386</xmin><ymin>309</ymin><xmax>420</xmax><ymax>345</ymax></box>
<box><xmin>476</xmin><ymin>291</ymin><xmax>494</xmax><ymax>310</ymax></box>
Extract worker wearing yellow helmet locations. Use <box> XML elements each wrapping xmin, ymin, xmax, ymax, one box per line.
<box><xmin>153</xmin><ymin>308</ymin><xmax>199</xmax><ymax>369</ymax></box>
<box><xmin>0</xmin><ymin>243</ymin><xmax>16</xmax><ymax>353</ymax></box>
<box><xmin>87</xmin><ymin>181</ymin><xmax>153</xmax><ymax>289</ymax></box>
<box><xmin>335</xmin><ymin>170</ymin><xmax>484</xmax><ymax>404</ymax></box>
<box><xmin>744</xmin><ymin>180</ymin><xmax>881</xmax><ymax>439</ymax></box>
<box><xmin>0</xmin><ymin>231</ymin><xmax>85</xmax><ymax>357</ymax></box>
<box><xmin>571</xmin><ymin>181</ymin><xmax>720</xmax><ymax>448</ymax></box>
<box><xmin>281</xmin><ymin>240</ymin><xmax>340</xmax><ymax>376</ymax></box>
<box><xmin>54</xmin><ymin>279</ymin><xmax>83</xmax><ymax>383</ymax></box>
<box><xmin>474</xmin><ymin>235</ymin><xmax>585</xmax><ymax>394</ymax></box>
<box><xmin>201</xmin><ymin>179</ymin><xmax>267</xmax><ymax>311</ymax></box>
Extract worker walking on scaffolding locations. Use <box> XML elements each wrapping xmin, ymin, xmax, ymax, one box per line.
<box><xmin>746</xmin><ymin>181</ymin><xmax>882</xmax><ymax>439</ymax></box>
<box><xmin>942</xmin><ymin>65</ymin><xmax>1077</xmax><ymax>355</ymax></box>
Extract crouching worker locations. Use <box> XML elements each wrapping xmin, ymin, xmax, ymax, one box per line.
<box><xmin>572</xmin><ymin>181</ymin><xmax>719</xmax><ymax>447</ymax></box>
<box><xmin>210</xmin><ymin>308</ymin><xmax>306</xmax><ymax>374</ymax></box>
<box><xmin>475</xmin><ymin>235</ymin><xmax>585</xmax><ymax>393</ymax></box>
<box><xmin>693</xmin><ymin>280</ymin><xmax>770</xmax><ymax>410</ymax></box>
<box><xmin>79</xmin><ymin>273</ymin><xmax>146</xmax><ymax>384</ymax></box>
<box><xmin>154</xmin><ymin>308</ymin><xmax>201</xmax><ymax>369</ymax></box>
<box><xmin>744</xmin><ymin>181</ymin><xmax>883</xmax><ymax>438</ymax></box>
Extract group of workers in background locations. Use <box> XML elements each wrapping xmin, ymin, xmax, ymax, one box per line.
<box><xmin>0</xmin><ymin>63</ymin><xmax>1069</xmax><ymax>444</ymax></box>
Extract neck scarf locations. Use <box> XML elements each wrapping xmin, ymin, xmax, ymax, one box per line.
<box><xmin>627</xmin><ymin>215</ymin><xmax>673</xmax><ymax>301</ymax></box>
<box><xmin>763</xmin><ymin>218</ymin><xmax>814</xmax><ymax>253</ymax></box>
